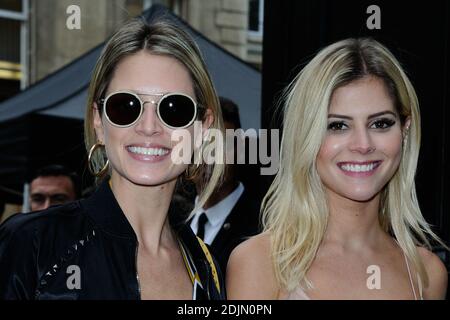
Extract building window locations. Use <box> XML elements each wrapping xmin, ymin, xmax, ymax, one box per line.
<box><xmin>0</xmin><ymin>0</ymin><xmax>28</xmax><ymax>95</ymax></box>
<box><xmin>248</xmin><ymin>0</ymin><xmax>263</xmax><ymax>36</ymax></box>
<box><xmin>0</xmin><ymin>0</ymin><xmax>23</xmax><ymax>12</ymax></box>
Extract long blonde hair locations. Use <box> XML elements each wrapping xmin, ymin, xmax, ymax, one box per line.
<box><xmin>84</xmin><ymin>16</ymin><xmax>224</xmax><ymax>213</ymax></box>
<box><xmin>262</xmin><ymin>38</ymin><xmax>446</xmax><ymax>292</ymax></box>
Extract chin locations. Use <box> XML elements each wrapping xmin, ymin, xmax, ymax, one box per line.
<box><xmin>111</xmin><ymin>161</ymin><xmax>184</xmax><ymax>187</ymax></box>
<box><xmin>341</xmin><ymin>189</ymin><xmax>380</xmax><ymax>203</ymax></box>
<box><xmin>129</xmin><ymin>176</ymin><xmax>176</xmax><ymax>187</ymax></box>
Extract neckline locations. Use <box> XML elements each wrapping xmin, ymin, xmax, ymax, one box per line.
<box><xmin>286</xmin><ymin>238</ymin><xmax>422</xmax><ymax>300</ymax></box>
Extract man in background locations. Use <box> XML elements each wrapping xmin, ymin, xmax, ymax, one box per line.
<box><xmin>29</xmin><ymin>164</ymin><xmax>79</xmax><ymax>211</ymax></box>
<box><xmin>189</xmin><ymin>97</ymin><xmax>261</xmax><ymax>275</ymax></box>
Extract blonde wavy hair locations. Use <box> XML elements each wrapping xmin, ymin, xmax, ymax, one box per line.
<box><xmin>84</xmin><ymin>16</ymin><xmax>224</xmax><ymax>213</ymax></box>
<box><xmin>262</xmin><ymin>38</ymin><xmax>446</xmax><ymax>292</ymax></box>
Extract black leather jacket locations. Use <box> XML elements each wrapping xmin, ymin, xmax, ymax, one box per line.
<box><xmin>0</xmin><ymin>180</ymin><xmax>225</xmax><ymax>300</ymax></box>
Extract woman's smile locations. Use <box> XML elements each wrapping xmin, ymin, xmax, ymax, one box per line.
<box><xmin>126</xmin><ymin>143</ymin><xmax>172</xmax><ymax>163</ymax></box>
<box><xmin>337</xmin><ymin>160</ymin><xmax>383</xmax><ymax>177</ymax></box>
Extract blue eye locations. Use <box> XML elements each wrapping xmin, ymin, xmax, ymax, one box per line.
<box><xmin>370</xmin><ymin>118</ymin><xmax>396</xmax><ymax>129</ymax></box>
<box><xmin>327</xmin><ymin>121</ymin><xmax>348</xmax><ymax>131</ymax></box>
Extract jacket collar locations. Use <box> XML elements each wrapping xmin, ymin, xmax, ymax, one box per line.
<box><xmin>81</xmin><ymin>179</ymin><xmax>138</xmax><ymax>240</ymax></box>
<box><xmin>81</xmin><ymin>179</ymin><xmax>191</xmax><ymax>241</ymax></box>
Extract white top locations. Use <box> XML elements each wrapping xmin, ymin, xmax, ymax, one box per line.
<box><xmin>190</xmin><ymin>182</ymin><xmax>245</xmax><ymax>245</ymax></box>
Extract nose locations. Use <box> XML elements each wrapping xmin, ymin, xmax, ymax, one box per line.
<box><xmin>134</xmin><ymin>101</ymin><xmax>165</xmax><ymax>136</ymax></box>
<box><xmin>349</xmin><ymin>126</ymin><xmax>375</xmax><ymax>154</ymax></box>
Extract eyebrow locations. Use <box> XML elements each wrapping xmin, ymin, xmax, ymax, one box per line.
<box><xmin>327</xmin><ymin>111</ymin><xmax>398</xmax><ymax>120</ymax></box>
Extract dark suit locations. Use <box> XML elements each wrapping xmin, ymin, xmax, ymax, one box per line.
<box><xmin>170</xmin><ymin>184</ymin><xmax>262</xmax><ymax>277</ymax></box>
<box><xmin>207</xmin><ymin>187</ymin><xmax>261</xmax><ymax>276</ymax></box>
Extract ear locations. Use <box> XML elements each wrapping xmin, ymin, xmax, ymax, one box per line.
<box><xmin>402</xmin><ymin>116</ymin><xmax>411</xmax><ymax>139</ymax></box>
<box><xmin>201</xmin><ymin>108</ymin><xmax>214</xmax><ymax>138</ymax></box>
<box><xmin>93</xmin><ymin>102</ymin><xmax>105</xmax><ymax>143</ymax></box>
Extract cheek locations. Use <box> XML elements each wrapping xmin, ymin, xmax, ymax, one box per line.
<box><xmin>104</xmin><ymin>125</ymin><xmax>118</xmax><ymax>145</ymax></box>
<box><xmin>317</xmin><ymin>136</ymin><xmax>344</xmax><ymax>165</ymax></box>
<box><xmin>102</xmin><ymin>124</ymin><xmax>128</xmax><ymax>157</ymax></box>
<box><xmin>377</xmin><ymin>133</ymin><xmax>403</xmax><ymax>163</ymax></box>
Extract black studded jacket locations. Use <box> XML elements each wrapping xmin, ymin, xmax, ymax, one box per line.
<box><xmin>0</xmin><ymin>180</ymin><xmax>226</xmax><ymax>300</ymax></box>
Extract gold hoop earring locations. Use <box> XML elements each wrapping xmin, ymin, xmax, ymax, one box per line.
<box><xmin>88</xmin><ymin>143</ymin><xmax>109</xmax><ymax>177</ymax></box>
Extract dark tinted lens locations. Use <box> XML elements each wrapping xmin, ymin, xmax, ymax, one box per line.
<box><xmin>105</xmin><ymin>93</ymin><xmax>141</xmax><ymax>126</ymax></box>
<box><xmin>159</xmin><ymin>94</ymin><xmax>196</xmax><ymax>128</ymax></box>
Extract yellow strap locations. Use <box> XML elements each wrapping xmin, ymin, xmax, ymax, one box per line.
<box><xmin>197</xmin><ymin>236</ymin><xmax>220</xmax><ymax>294</ymax></box>
<box><xmin>179</xmin><ymin>239</ymin><xmax>201</xmax><ymax>285</ymax></box>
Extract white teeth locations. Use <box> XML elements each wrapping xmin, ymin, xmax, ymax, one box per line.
<box><xmin>127</xmin><ymin>146</ymin><xmax>169</xmax><ymax>156</ymax></box>
<box><xmin>340</xmin><ymin>163</ymin><xmax>377</xmax><ymax>172</ymax></box>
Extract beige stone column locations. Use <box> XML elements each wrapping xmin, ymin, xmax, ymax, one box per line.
<box><xmin>183</xmin><ymin>0</ymin><xmax>249</xmax><ymax>60</ymax></box>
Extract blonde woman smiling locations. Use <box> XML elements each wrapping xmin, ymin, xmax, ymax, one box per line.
<box><xmin>0</xmin><ymin>17</ymin><xmax>225</xmax><ymax>300</ymax></box>
<box><xmin>227</xmin><ymin>38</ymin><xmax>448</xmax><ymax>300</ymax></box>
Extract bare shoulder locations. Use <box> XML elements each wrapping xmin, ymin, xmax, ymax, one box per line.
<box><xmin>226</xmin><ymin>232</ymin><xmax>279</xmax><ymax>299</ymax></box>
<box><xmin>232</xmin><ymin>232</ymin><xmax>272</xmax><ymax>257</ymax></box>
<box><xmin>417</xmin><ymin>246</ymin><xmax>448</xmax><ymax>299</ymax></box>
<box><xmin>228</xmin><ymin>233</ymin><xmax>273</xmax><ymax>271</ymax></box>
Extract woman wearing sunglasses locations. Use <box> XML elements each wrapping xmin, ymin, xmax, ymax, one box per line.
<box><xmin>0</xmin><ymin>17</ymin><xmax>225</xmax><ymax>300</ymax></box>
<box><xmin>226</xmin><ymin>38</ymin><xmax>448</xmax><ymax>299</ymax></box>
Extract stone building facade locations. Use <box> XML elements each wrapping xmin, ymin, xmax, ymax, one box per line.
<box><xmin>145</xmin><ymin>0</ymin><xmax>263</xmax><ymax>66</ymax></box>
<box><xmin>0</xmin><ymin>0</ymin><xmax>262</xmax><ymax>97</ymax></box>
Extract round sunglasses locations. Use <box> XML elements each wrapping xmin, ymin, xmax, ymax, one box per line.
<box><xmin>98</xmin><ymin>91</ymin><xmax>204</xmax><ymax>129</ymax></box>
